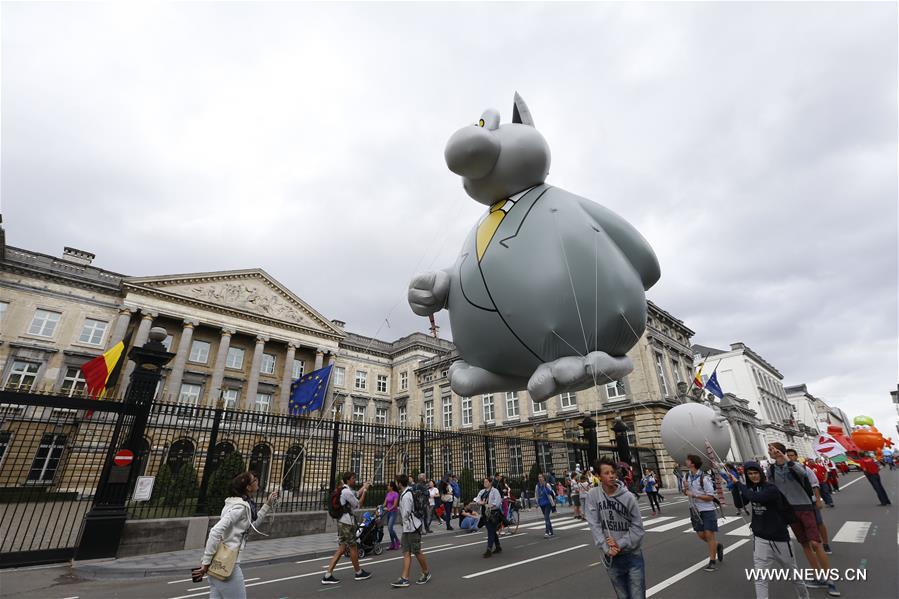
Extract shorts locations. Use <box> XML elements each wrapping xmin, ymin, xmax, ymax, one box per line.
<box><xmin>572</xmin><ymin>494</ymin><xmax>581</xmax><ymax>507</ymax></box>
<box><xmin>790</xmin><ymin>509</ymin><xmax>822</xmax><ymax>545</ymax></box>
<box><xmin>691</xmin><ymin>509</ymin><xmax>718</xmax><ymax>532</ymax></box>
<box><xmin>337</xmin><ymin>522</ymin><xmax>357</xmax><ymax>547</ymax></box>
<box><xmin>401</xmin><ymin>531</ymin><xmax>422</xmax><ymax>554</ymax></box>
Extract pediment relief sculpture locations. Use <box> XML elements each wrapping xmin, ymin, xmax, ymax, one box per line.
<box><xmin>168</xmin><ymin>282</ymin><xmax>308</xmax><ymax>325</ymax></box>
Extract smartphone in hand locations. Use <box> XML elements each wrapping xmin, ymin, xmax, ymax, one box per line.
<box><xmin>191</xmin><ymin>568</ymin><xmax>204</xmax><ymax>583</ymax></box>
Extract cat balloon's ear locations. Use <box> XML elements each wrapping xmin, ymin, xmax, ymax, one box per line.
<box><xmin>512</xmin><ymin>92</ymin><xmax>535</xmax><ymax>127</ymax></box>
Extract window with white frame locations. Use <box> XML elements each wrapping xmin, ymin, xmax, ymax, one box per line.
<box><xmin>78</xmin><ymin>318</ymin><xmax>107</xmax><ymax>345</ymax></box>
<box><xmin>60</xmin><ymin>367</ymin><xmax>87</xmax><ymax>397</ymax></box>
<box><xmin>605</xmin><ymin>379</ymin><xmax>627</xmax><ymax>401</ymax></box>
<box><xmin>485</xmin><ymin>439</ymin><xmax>496</xmax><ymax>474</ymax></box>
<box><xmin>442</xmin><ymin>395</ymin><xmax>453</xmax><ymax>428</ymax></box>
<box><xmin>189</xmin><ymin>340</ymin><xmax>210</xmax><ymax>364</ymax></box>
<box><xmin>350</xmin><ymin>451</ymin><xmax>362</xmax><ymax>477</ymax></box>
<box><xmin>670</xmin><ymin>358</ymin><xmax>683</xmax><ymax>383</ymax></box>
<box><xmin>752</xmin><ymin>368</ymin><xmax>762</xmax><ymax>388</ymax></box>
<box><xmin>375</xmin><ymin>407</ymin><xmax>388</xmax><ymax>425</ymax></box>
<box><xmin>400</xmin><ymin>371</ymin><xmax>408</xmax><ymax>391</ymax></box>
<box><xmin>462</xmin><ymin>442</ymin><xmax>473</xmax><ymax>470</ymax></box>
<box><xmin>260</xmin><ymin>353</ymin><xmax>276</xmax><ymax>374</ymax></box>
<box><xmin>354</xmin><ymin>370</ymin><xmax>367</xmax><ymax>390</ymax></box>
<box><xmin>28</xmin><ymin>309</ymin><xmax>61</xmax><ymax>337</ymax></box>
<box><xmin>531</xmin><ymin>398</ymin><xmax>547</xmax><ymax>415</ymax></box>
<box><xmin>292</xmin><ymin>359</ymin><xmax>305</xmax><ymax>379</ymax></box>
<box><xmin>226</xmin><ymin>347</ymin><xmax>244</xmax><ymax>369</ymax></box>
<box><xmin>352</xmin><ymin>404</ymin><xmax>366</xmax><ymax>422</ymax></box>
<box><xmin>424</xmin><ymin>400</ymin><xmax>434</xmax><ymax>427</ymax></box>
<box><xmin>509</xmin><ymin>440</ymin><xmax>523</xmax><ymax>477</ymax></box>
<box><xmin>482</xmin><ymin>394</ymin><xmax>495</xmax><ymax>423</ymax></box>
<box><xmin>398</xmin><ymin>405</ymin><xmax>408</xmax><ymax>426</ymax></box>
<box><xmin>373</xmin><ymin>453</ymin><xmax>384</xmax><ymax>483</ymax></box>
<box><xmin>178</xmin><ymin>383</ymin><xmax>202</xmax><ymax>406</ymax></box>
<box><xmin>334</xmin><ymin>366</ymin><xmax>346</xmax><ymax>387</ymax></box>
<box><xmin>560</xmin><ymin>392</ymin><xmax>577</xmax><ymax>410</ymax></box>
<box><xmin>461</xmin><ymin>396</ymin><xmax>472</xmax><ymax>426</ymax></box>
<box><xmin>0</xmin><ymin>430</ymin><xmax>11</xmax><ymax>470</ymax></box>
<box><xmin>27</xmin><ymin>433</ymin><xmax>66</xmax><ymax>483</ymax></box>
<box><xmin>655</xmin><ymin>352</ymin><xmax>670</xmax><ymax>396</ymax></box>
<box><xmin>377</xmin><ymin>374</ymin><xmax>388</xmax><ymax>393</ymax></box>
<box><xmin>0</xmin><ymin>302</ymin><xmax>7</xmax><ymax>326</ymax></box>
<box><xmin>505</xmin><ymin>392</ymin><xmax>520</xmax><ymax>419</ymax></box>
<box><xmin>5</xmin><ymin>361</ymin><xmax>40</xmax><ymax>391</ymax></box>
<box><xmin>255</xmin><ymin>392</ymin><xmax>272</xmax><ymax>412</ymax></box>
<box><xmin>331</xmin><ymin>402</ymin><xmax>343</xmax><ymax>418</ymax></box>
<box><xmin>222</xmin><ymin>388</ymin><xmax>239</xmax><ymax>409</ymax></box>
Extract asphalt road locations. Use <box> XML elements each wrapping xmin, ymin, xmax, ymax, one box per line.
<box><xmin>2</xmin><ymin>470</ymin><xmax>896</xmax><ymax>599</ymax></box>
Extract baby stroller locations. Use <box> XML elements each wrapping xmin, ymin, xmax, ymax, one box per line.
<box><xmin>344</xmin><ymin>505</ymin><xmax>385</xmax><ymax>558</ymax></box>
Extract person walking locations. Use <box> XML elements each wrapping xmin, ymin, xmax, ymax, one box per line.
<box><xmin>193</xmin><ymin>472</ymin><xmax>279</xmax><ymax>599</ymax></box>
<box><xmin>439</xmin><ymin>479</ymin><xmax>455</xmax><ymax>530</ymax></box>
<box><xmin>767</xmin><ymin>443</ymin><xmax>839</xmax><ymax>596</ymax></box>
<box><xmin>584</xmin><ymin>457</ymin><xmax>646</xmax><ymax>599</ymax></box>
<box><xmin>477</xmin><ymin>477</ymin><xmax>504</xmax><ymax>557</ymax></box>
<box><xmin>449</xmin><ymin>474</ymin><xmax>462</xmax><ymax>516</ymax></box>
<box><xmin>535</xmin><ymin>473</ymin><xmax>556</xmax><ymax>538</ymax></box>
<box><xmin>391</xmin><ymin>474</ymin><xmax>431</xmax><ymax>587</ymax></box>
<box><xmin>413</xmin><ymin>474</ymin><xmax>432</xmax><ymax>534</ymax></box>
<box><xmin>786</xmin><ymin>450</ymin><xmax>832</xmax><ymax>555</ymax></box>
<box><xmin>384</xmin><ymin>480</ymin><xmax>400</xmax><ymax>550</ymax></box>
<box><xmin>858</xmin><ymin>452</ymin><xmax>892</xmax><ymax>505</ymax></box>
<box><xmin>322</xmin><ymin>471</ymin><xmax>372</xmax><ymax>584</ymax></box>
<box><xmin>640</xmin><ymin>469</ymin><xmax>661</xmax><ymax>516</ymax></box>
<box><xmin>684</xmin><ymin>454</ymin><xmax>723</xmax><ymax>572</ymax></box>
<box><xmin>673</xmin><ymin>467</ymin><xmax>684</xmax><ymax>493</ymax></box>
<box><xmin>726</xmin><ymin>462</ymin><xmax>809</xmax><ymax>599</ymax></box>
<box><xmin>570</xmin><ymin>472</ymin><xmax>583</xmax><ymax>519</ymax></box>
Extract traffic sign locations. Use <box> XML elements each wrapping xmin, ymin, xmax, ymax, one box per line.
<box><xmin>114</xmin><ymin>449</ymin><xmax>134</xmax><ymax>467</ymax></box>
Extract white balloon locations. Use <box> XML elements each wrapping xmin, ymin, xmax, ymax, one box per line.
<box><xmin>661</xmin><ymin>403</ymin><xmax>731</xmax><ymax>468</ymax></box>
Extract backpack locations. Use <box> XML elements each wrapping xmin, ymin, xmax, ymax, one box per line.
<box><xmin>409</xmin><ymin>484</ymin><xmax>429</xmax><ymax>522</ymax></box>
<box><xmin>328</xmin><ymin>486</ymin><xmax>351</xmax><ymax>520</ymax></box>
<box><xmin>767</xmin><ymin>463</ymin><xmax>814</xmax><ymax>502</ymax></box>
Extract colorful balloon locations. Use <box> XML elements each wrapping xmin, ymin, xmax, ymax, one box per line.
<box><xmin>408</xmin><ymin>93</ymin><xmax>660</xmax><ymax>402</ymax></box>
<box><xmin>853</xmin><ymin>415</ymin><xmax>874</xmax><ymax>427</ymax></box>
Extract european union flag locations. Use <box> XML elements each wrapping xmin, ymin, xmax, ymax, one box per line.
<box><xmin>705</xmin><ymin>371</ymin><xmax>724</xmax><ymax>399</ymax></box>
<box><xmin>289</xmin><ymin>364</ymin><xmax>332</xmax><ymax>415</ymax></box>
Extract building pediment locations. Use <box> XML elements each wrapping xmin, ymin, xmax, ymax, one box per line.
<box><xmin>124</xmin><ymin>269</ymin><xmax>343</xmax><ymax>337</ymax></box>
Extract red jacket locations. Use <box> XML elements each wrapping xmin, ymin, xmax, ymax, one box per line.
<box><xmin>859</xmin><ymin>457</ymin><xmax>880</xmax><ymax>476</ymax></box>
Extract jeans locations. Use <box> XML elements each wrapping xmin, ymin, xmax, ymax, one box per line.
<box><xmin>442</xmin><ymin>500</ymin><xmax>454</xmax><ymax>527</ymax></box>
<box><xmin>540</xmin><ymin>503</ymin><xmax>553</xmax><ymax>534</ymax></box>
<box><xmin>607</xmin><ymin>549</ymin><xmax>646</xmax><ymax>599</ymax></box>
<box><xmin>819</xmin><ymin>482</ymin><xmax>833</xmax><ymax>507</ymax></box>
<box><xmin>385</xmin><ymin>509</ymin><xmax>399</xmax><ymax>543</ymax></box>
<box><xmin>485</xmin><ymin>520</ymin><xmax>501</xmax><ymax>550</ymax></box>
<box><xmin>865</xmin><ymin>473</ymin><xmax>891</xmax><ymax>504</ymax></box>
<box><xmin>460</xmin><ymin>516</ymin><xmax>478</xmax><ymax>531</ymax></box>
<box><xmin>209</xmin><ymin>564</ymin><xmax>246</xmax><ymax>599</ymax></box>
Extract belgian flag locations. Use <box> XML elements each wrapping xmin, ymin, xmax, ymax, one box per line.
<box><xmin>81</xmin><ymin>336</ymin><xmax>128</xmax><ymax>399</ymax></box>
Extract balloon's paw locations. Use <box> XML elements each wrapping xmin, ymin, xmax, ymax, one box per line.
<box><xmin>527</xmin><ymin>352</ymin><xmax>633</xmax><ymax>402</ymax></box>
<box><xmin>449</xmin><ymin>361</ymin><xmax>528</xmax><ymax>397</ymax></box>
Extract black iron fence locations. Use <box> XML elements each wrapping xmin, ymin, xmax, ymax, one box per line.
<box><xmin>0</xmin><ymin>388</ymin><xmax>592</xmax><ymax>566</ymax></box>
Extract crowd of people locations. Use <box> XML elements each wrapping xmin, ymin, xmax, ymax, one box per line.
<box><xmin>190</xmin><ymin>444</ymin><xmax>891</xmax><ymax>599</ymax></box>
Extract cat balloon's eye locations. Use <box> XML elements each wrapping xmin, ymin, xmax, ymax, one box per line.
<box><xmin>478</xmin><ymin>119</ymin><xmax>485</xmax><ymax>128</ymax></box>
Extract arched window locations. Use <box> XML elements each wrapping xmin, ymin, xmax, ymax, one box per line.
<box><xmin>249</xmin><ymin>444</ymin><xmax>271</xmax><ymax>494</ymax></box>
<box><xmin>208</xmin><ymin>441</ymin><xmax>236</xmax><ymax>475</ymax></box>
<box><xmin>282</xmin><ymin>445</ymin><xmax>303</xmax><ymax>492</ymax></box>
<box><xmin>167</xmin><ymin>439</ymin><xmax>195</xmax><ymax>473</ymax></box>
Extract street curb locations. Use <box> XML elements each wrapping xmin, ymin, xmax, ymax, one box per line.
<box><xmin>72</xmin><ymin>508</ymin><xmax>559</xmax><ymax>580</ymax></box>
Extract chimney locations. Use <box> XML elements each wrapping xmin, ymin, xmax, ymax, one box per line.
<box><xmin>62</xmin><ymin>247</ymin><xmax>95</xmax><ymax>266</ymax></box>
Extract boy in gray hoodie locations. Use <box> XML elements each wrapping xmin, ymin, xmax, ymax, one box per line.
<box><xmin>584</xmin><ymin>457</ymin><xmax>646</xmax><ymax>599</ymax></box>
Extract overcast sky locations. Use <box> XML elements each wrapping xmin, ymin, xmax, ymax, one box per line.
<box><xmin>2</xmin><ymin>2</ymin><xmax>896</xmax><ymax>439</ymax></box>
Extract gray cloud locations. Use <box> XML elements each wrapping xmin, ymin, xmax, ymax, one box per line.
<box><xmin>2</xmin><ymin>2</ymin><xmax>896</xmax><ymax>434</ymax></box>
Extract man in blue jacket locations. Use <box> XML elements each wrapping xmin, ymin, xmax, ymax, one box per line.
<box><xmin>726</xmin><ymin>462</ymin><xmax>809</xmax><ymax>599</ymax></box>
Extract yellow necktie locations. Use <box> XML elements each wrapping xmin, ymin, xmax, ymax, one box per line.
<box><xmin>476</xmin><ymin>199</ymin><xmax>511</xmax><ymax>261</ymax></box>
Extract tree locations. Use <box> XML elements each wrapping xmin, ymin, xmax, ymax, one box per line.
<box><xmin>205</xmin><ymin>451</ymin><xmax>246</xmax><ymax>514</ymax></box>
<box><xmin>459</xmin><ymin>467</ymin><xmax>478</xmax><ymax>503</ymax></box>
<box><xmin>150</xmin><ymin>463</ymin><xmax>200</xmax><ymax>507</ymax></box>
<box><xmin>528</xmin><ymin>461</ymin><xmax>541</xmax><ymax>490</ymax></box>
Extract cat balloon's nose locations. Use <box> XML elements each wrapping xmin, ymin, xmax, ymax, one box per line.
<box><xmin>444</xmin><ymin>126</ymin><xmax>500</xmax><ymax>179</ymax></box>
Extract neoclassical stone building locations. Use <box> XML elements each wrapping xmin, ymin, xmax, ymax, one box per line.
<box><xmin>1</xmin><ymin>231</ymin><xmax>695</xmax><ymax>487</ymax></box>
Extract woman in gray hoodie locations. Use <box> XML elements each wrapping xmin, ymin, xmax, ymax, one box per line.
<box><xmin>584</xmin><ymin>458</ymin><xmax>645</xmax><ymax>599</ymax></box>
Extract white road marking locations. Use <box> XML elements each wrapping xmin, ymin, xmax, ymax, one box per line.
<box><xmin>462</xmin><ymin>543</ymin><xmax>589</xmax><ymax>578</ymax></box>
<box><xmin>554</xmin><ymin>521</ymin><xmax>595</xmax><ymax>531</ymax></box>
<box><xmin>185</xmin><ymin>578</ymin><xmax>259</xmax><ymax>591</ymax></box>
<box><xmin>646</xmin><ymin>539</ymin><xmax>751</xmax><ymax>597</ymax></box>
<box><xmin>645</xmin><ymin>517</ymin><xmax>693</xmax><ymax>532</ymax></box>
<box><xmin>295</xmin><ymin>556</ymin><xmax>334</xmax><ymax>564</ymax></box>
<box><xmin>838</xmin><ymin>475</ymin><xmax>866</xmax><ymax>490</ymax></box>
<box><xmin>832</xmin><ymin>521</ymin><xmax>872</xmax><ymax>543</ymax></box>
<box><xmin>168</xmin><ymin>579</ymin><xmax>194</xmax><ymax>584</ymax></box>
<box><xmin>726</xmin><ymin>524</ymin><xmax>752</xmax><ymax>536</ymax></box>
<box><xmin>680</xmin><ymin>516</ymin><xmax>747</xmax><ymax>534</ymax></box>
<box><xmin>321</xmin><ymin>558</ymin><xmax>370</xmax><ymax>568</ymax></box>
<box><xmin>523</xmin><ymin>517</ymin><xmax>575</xmax><ymax>529</ymax></box>
<box><xmin>641</xmin><ymin>516</ymin><xmax>675</xmax><ymax>525</ymax></box>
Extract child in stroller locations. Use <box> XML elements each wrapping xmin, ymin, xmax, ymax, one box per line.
<box><xmin>344</xmin><ymin>505</ymin><xmax>385</xmax><ymax>558</ymax></box>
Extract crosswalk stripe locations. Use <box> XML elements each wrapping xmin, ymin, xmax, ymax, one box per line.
<box><xmin>554</xmin><ymin>521</ymin><xmax>593</xmax><ymax>531</ymax></box>
<box><xmin>523</xmin><ymin>517</ymin><xmax>575</xmax><ymax>529</ymax></box>
<box><xmin>832</xmin><ymin>521</ymin><xmax>872</xmax><ymax>543</ymax></box>
<box><xmin>726</xmin><ymin>524</ymin><xmax>752</xmax><ymax>536</ymax></box>
<box><xmin>642</xmin><ymin>516</ymin><xmax>675</xmax><ymax>525</ymax></box>
<box><xmin>680</xmin><ymin>517</ymin><xmax>747</xmax><ymax>534</ymax></box>
<box><xmin>646</xmin><ymin>517</ymin><xmax>693</xmax><ymax>532</ymax></box>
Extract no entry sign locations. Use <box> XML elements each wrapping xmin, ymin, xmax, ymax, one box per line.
<box><xmin>114</xmin><ymin>449</ymin><xmax>134</xmax><ymax>467</ymax></box>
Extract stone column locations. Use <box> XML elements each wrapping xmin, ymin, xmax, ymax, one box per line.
<box><xmin>208</xmin><ymin>328</ymin><xmax>235</xmax><ymax>406</ymax></box>
<box><xmin>107</xmin><ymin>307</ymin><xmax>134</xmax><ymax>349</ymax></box>
<box><xmin>245</xmin><ymin>335</ymin><xmax>268</xmax><ymax>410</ymax></box>
<box><xmin>279</xmin><ymin>343</ymin><xmax>297</xmax><ymax>413</ymax></box>
<box><xmin>122</xmin><ymin>311</ymin><xmax>157</xmax><ymax>382</ymax></box>
<box><xmin>165</xmin><ymin>319</ymin><xmax>198</xmax><ymax>402</ymax></box>
<box><xmin>326</xmin><ymin>351</ymin><xmax>336</xmax><ymax>367</ymax></box>
<box><xmin>314</xmin><ymin>348</ymin><xmax>325</xmax><ymax>370</ymax></box>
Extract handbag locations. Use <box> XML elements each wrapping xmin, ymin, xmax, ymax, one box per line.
<box><xmin>206</xmin><ymin>543</ymin><xmax>238</xmax><ymax>581</ymax></box>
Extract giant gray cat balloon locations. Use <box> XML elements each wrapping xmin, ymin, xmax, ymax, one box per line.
<box><xmin>409</xmin><ymin>94</ymin><xmax>661</xmax><ymax>402</ymax></box>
